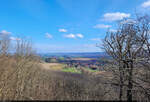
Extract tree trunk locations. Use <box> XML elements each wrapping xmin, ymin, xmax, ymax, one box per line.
<box><xmin>127</xmin><ymin>61</ymin><xmax>133</xmax><ymax>101</ymax></box>
<box><xmin>119</xmin><ymin>78</ymin><xmax>123</xmax><ymax>101</ymax></box>
<box><xmin>119</xmin><ymin>62</ymin><xmax>124</xmax><ymax>101</ymax></box>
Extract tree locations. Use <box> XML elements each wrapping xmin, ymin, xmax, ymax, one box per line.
<box><xmin>133</xmin><ymin>15</ymin><xmax>150</xmax><ymax>101</ymax></box>
<box><xmin>101</xmin><ymin>15</ymin><xmax>150</xmax><ymax>101</ymax></box>
<box><xmin>0</xmin><ymin>33</ymin><xmax>10</xmax><ymax>55</ymax></box>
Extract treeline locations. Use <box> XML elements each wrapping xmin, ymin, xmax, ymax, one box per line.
<box><xmin>0</xmin><ymin>34</ymin><xmax>40</xmax><ymax>100</ymax></box>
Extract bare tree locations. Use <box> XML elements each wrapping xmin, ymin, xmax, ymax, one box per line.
<box><xmin>101</xmin><ymin>15</ymin><xmax>150</xmax><ymax>101</ymax></box>
<box><xmin>0</xmin><ymin>33</ymin><xmax>10</xmax><ymax>56</ymax></box>
<box><xmin>0</xmin><ymin>36</ymin><xmax>39</xmax><ymax>100</ymax></box>
<box><xmin>132</xmin><ymin>15</ymin><xmax>150</xmax><ymax>101</ymax></box>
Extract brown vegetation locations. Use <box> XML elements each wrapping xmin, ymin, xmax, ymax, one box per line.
<box><xmin>101</xmin><ymin>14</ymin><xmax>150</xmax><ymax>101</ymax></box>
<box><xmin>0</xmin><ymin>34</ymin><xmax>115</xmax><ymax>101</ymax></box>
<box><xmin>0</xmin><ymin>14</ymin><xmax>150</xmax><ymax>101</ymax></box>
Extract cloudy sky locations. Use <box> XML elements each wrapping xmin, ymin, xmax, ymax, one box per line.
<box><xmin>0</xmin><ymin>0</ymin><xmax>150</xmax><ymax>53</ymax></box>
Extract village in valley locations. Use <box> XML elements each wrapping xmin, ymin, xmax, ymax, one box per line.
<box><xmin>41</xmin><ymin>52</ymin><xmax>111</xmax><ymax>73</ymax></box>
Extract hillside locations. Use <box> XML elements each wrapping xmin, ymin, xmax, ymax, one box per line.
<box><xmin>38</xmin><ymin>52</ymin><xmax>108</xmax><ymax>58</ymax></box>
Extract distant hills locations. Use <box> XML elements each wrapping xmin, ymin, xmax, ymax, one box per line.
<box><xmin>38</xmin><ymin>52</ymin><xmax>108</xmax><ymax>58</ymax></box>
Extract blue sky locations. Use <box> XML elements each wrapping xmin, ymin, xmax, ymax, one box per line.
<box><xmin>0</xmin><ymin>0</ymin><xmax>150</xmax><ymax>53</ymax></box>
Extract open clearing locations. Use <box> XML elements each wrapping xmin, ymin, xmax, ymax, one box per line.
<box><xmin>40</xmin><ymin>62</ymin><xmax>65</xmax><ymax>71</ymax></box>
<box><xmin>40</xmin><ymin>62</ymin><xmax>113</xmax><ymax>79</ymax></box>
<box><xmin>40</xmin><ymin>62</ymin><xmax>81</xmax><ymax>73</ymax></box>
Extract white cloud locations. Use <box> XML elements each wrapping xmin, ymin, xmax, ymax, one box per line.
<box><xmin>76</xmin><ymin>33</ymin><xmax>84</xmax><ymax>38</ymax></box>
<box><xmin>91</xmin><ymin>38</ymin><xmax>101</xmax><ymax>41</ymax></box>
<box><xmin>141</xmin><ymin>0</ymin><xmax>150</xmax><ymax>8</ymax></box>
<box><xmin>64</xmin><ymin>33</ymin><xmax>84</xmax><ymax>39</ymax></box>
<box><xmin>102</xmin><ymin>12</ymin><xmax>130</xmax><ymax>21</ymax></box>
<box><xmin>59</xmin><ymin>29</ymin><xmax>67</xmax><ymax>32</ymax></box>
<box><xmin>0</xmin><ymin>30</ymin><xmax>11</xmax><ymax>35</ymax></box>
<box><xmin>109</xmin><ymin>29</ymin><xmax>117</xmax><ymax>33</ymax></box>
<box><xmin>64</xmin><ymin>34</ymin><xmax>76</xmax><ymax>38</ymax></box>
<box><xmin>94</xmin><ymin>24</ymin><xmax>111</xmax><ymax>29</ymax></box>
<box><xmin>45</xmin><ymin>33</ymin><xmax>53</xmax><ymax>39</ymax></box>
<box><xmin>120</xmin><ymin>19</ymin><xmax>137</xmax><ymax>24</ymax></box>
<box><xmin>10</xmin><ymin>37</ymin><xmax>21</xmax><ymax>41</ymax></box>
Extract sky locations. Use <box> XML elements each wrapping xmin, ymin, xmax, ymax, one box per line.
<box><xmin>0</xmin><ymin>0</ymin><xmax>150</xmax><ymax>53</ymax></box>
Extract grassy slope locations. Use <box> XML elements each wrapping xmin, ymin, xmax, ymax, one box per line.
<box><xmin>62</xmin><ymin>67</ymin><xmax>81</xmax><ymax>73</ymax></box>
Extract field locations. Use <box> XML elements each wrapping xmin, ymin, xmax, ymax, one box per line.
<box><xmin>41</xmin><ymin>63</ymin><xmax>65</xmax><ymax>71</ymax></box>
<box><xmin>40</xmin><ymin>62</ymin><xmax>99</xmax><ymax>74</ymax></box>
<box><xmin>62</xmin><ymin>67</ymin><xmax>81</xmax><ymax>73</ymax></box>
